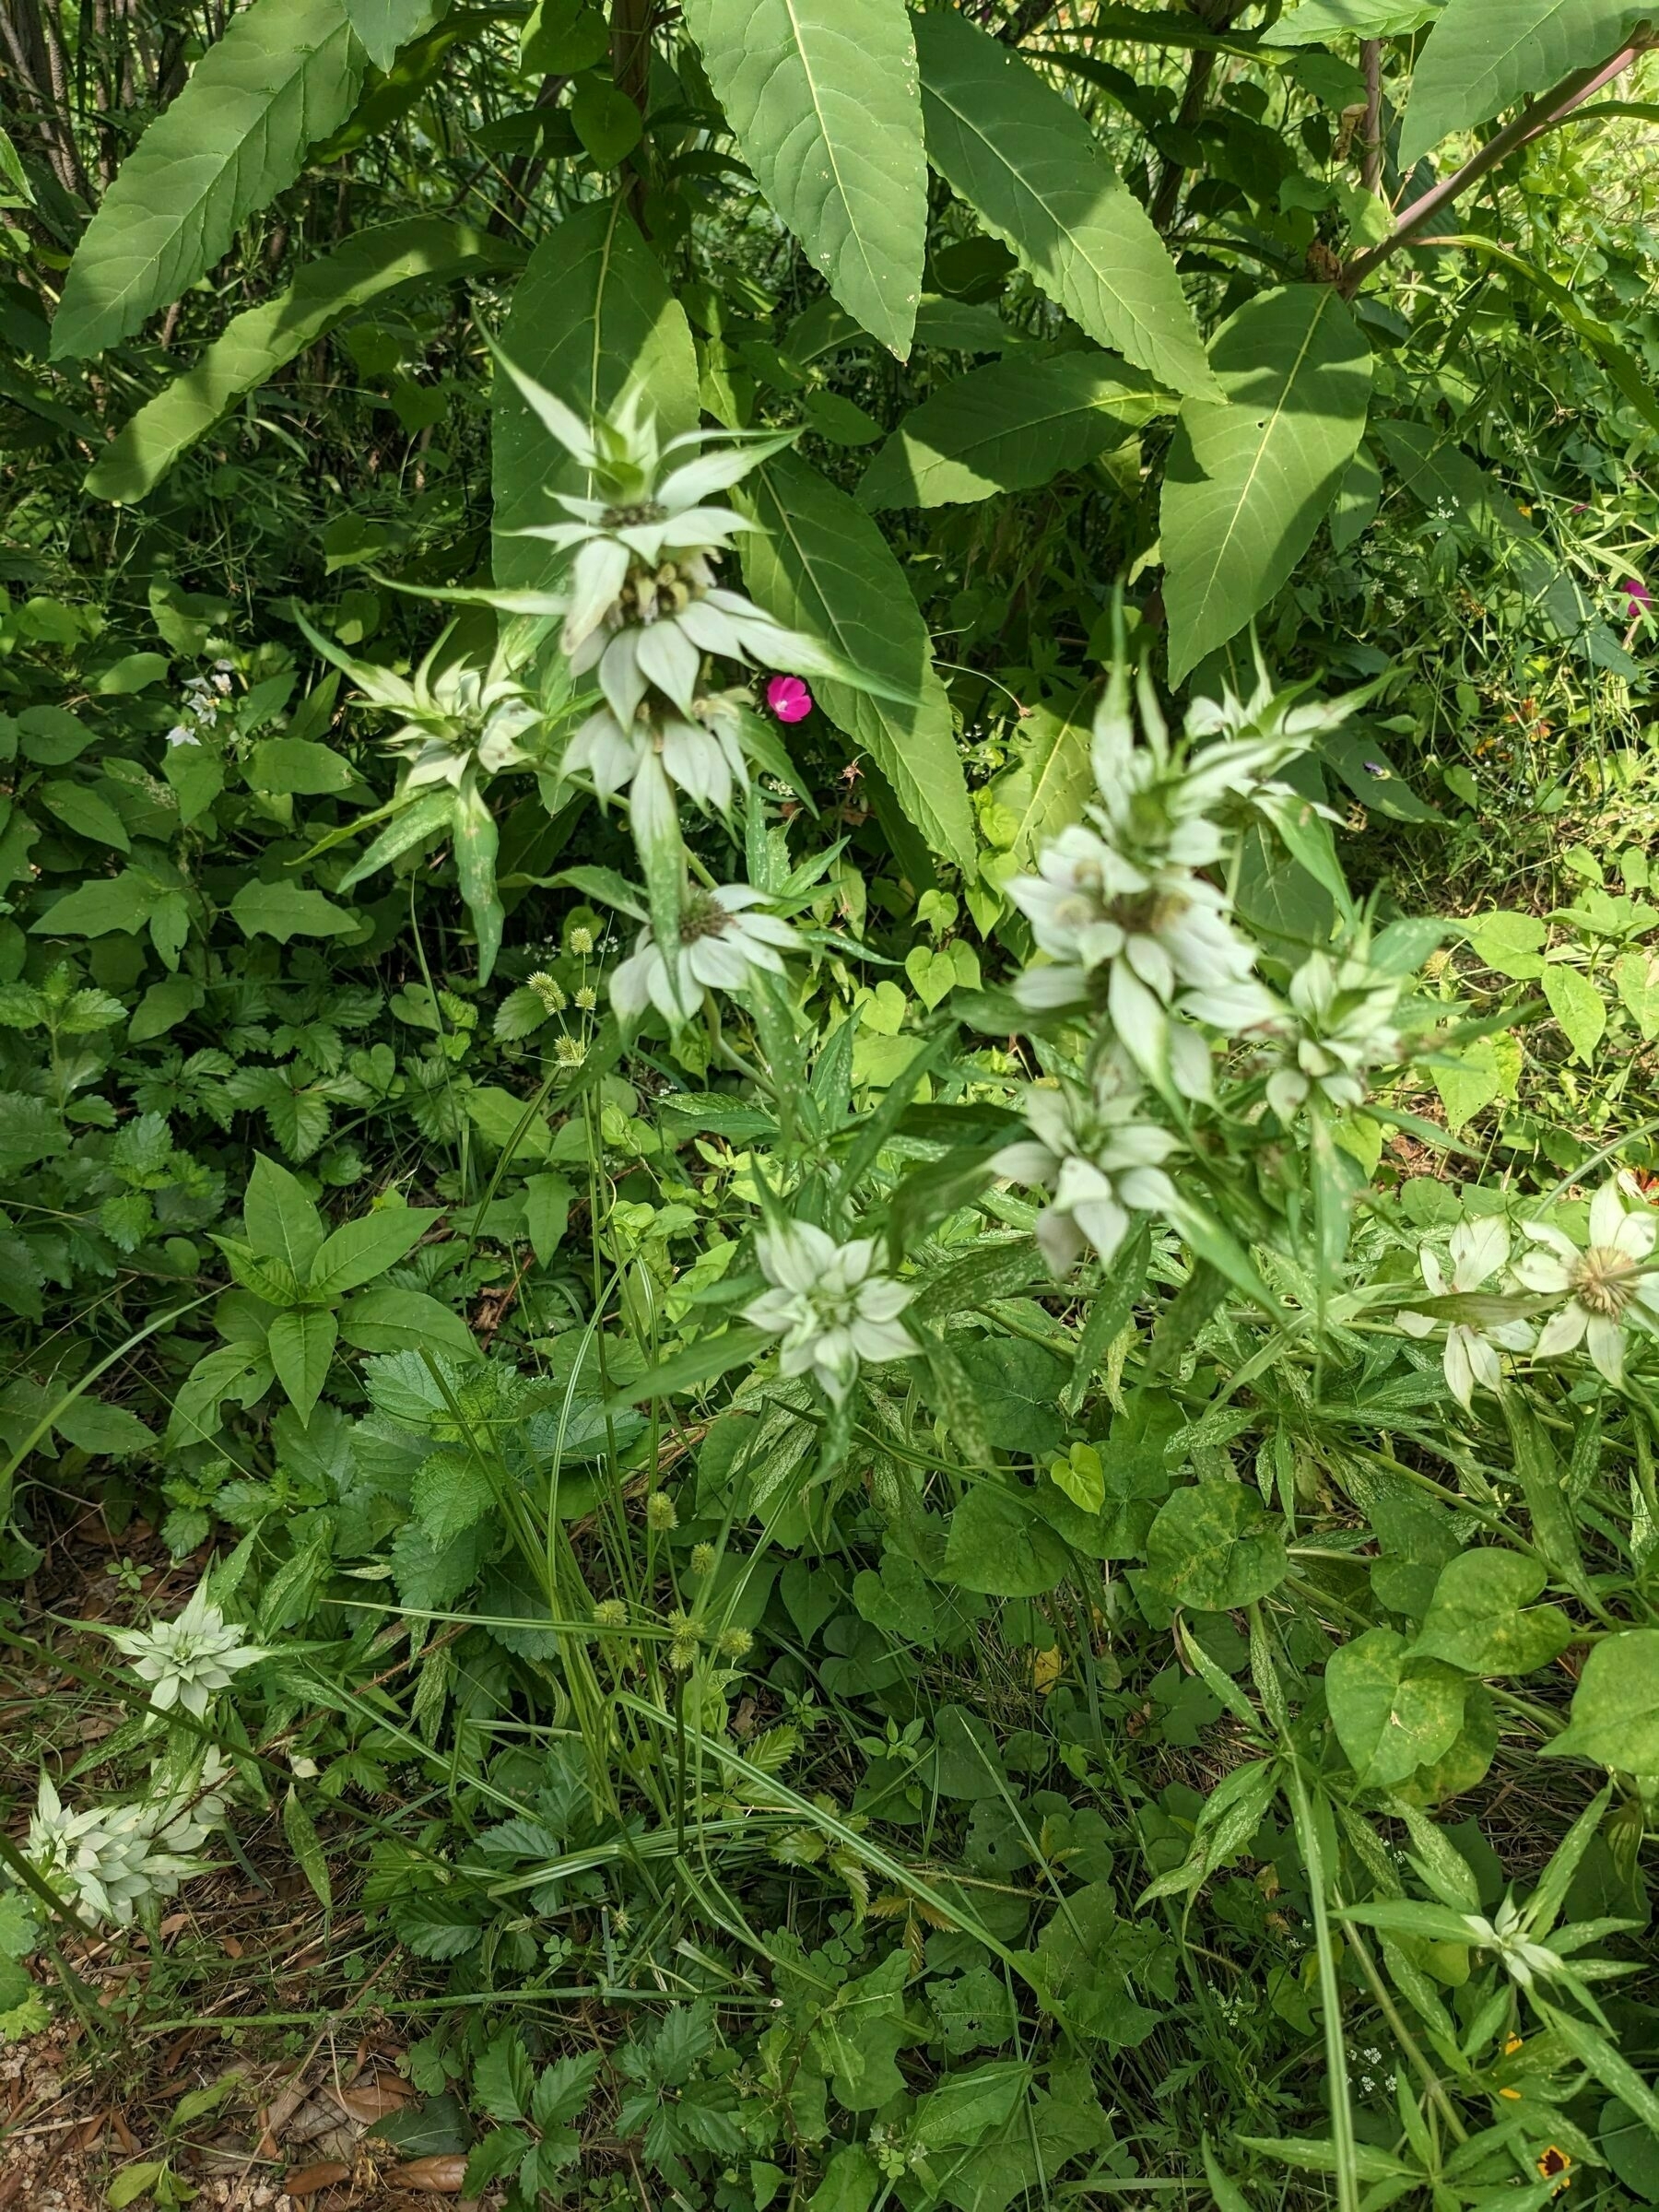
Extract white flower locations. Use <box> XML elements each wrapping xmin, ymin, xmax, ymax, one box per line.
<box><xmin>993</xmin><ymin>1060</ymin><xmax>1180</xmax><ymax>1276</ymax></box>
<box><xmin>1263</xmin><ymin>949</ymin><xmax>1412</xmax><ymax>1120</ymax></box>
<box><xmin>103</xmin><ymin>1583</ymin><xmax>267</xmax><ymax>1719</ymax></box>
<box><xmin>1513</xmin><ymin>1178</ymin><xmax>1659</xmax><ymax>1384</ymax></box>
<box><xmin>1397</xmin><ymin>1216</ymin><xmax>1533</xmax><ymax>1408</ymax></box>
<box><xmin>1462</xmin><ymin>1897</ymin><xmax>1566</xmax><ymax>1991</ymax></box>
<box><xmin>164</xmin><ymin>724</ymin><xmax>201</xmax><ymax>749</ymax></box>
<box><xmin>26</xmin><ymin>1764</ymin><xmax>224</xmax><ymax>1929</ymax></box>
<box><xmin>302</xmin><ymin>617</ymin><xmax>539</xmax><ymax>794</ymax></box>
<box><xmin>566</xmin><ymin>688</ymin><xmax>751</xmax><ymax>814</ymax></box>
<box><xmin>609</xmin><ymin>883</ymin><xmax>796</xmax><ymax>1030</ymax></box>
<box><xmin>745</xmin><ymin>1222</ymin><xmax>916</xmax><ymax>1401</ymax></box>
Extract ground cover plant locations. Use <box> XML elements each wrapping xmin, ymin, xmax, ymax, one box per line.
<box><xmin>6</xmin><ymin>2</ymin><xmax>1659</xmax><ymax>2208</ymax></box>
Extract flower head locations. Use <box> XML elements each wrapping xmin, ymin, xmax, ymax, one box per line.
<box><xmin>1397</xmin><ymin>1215</ymin><xmax>1533</xmax><ymax>1407</ymax></box>
<box><xmin>1514</xmin><ymin>1177</ymin><xmax>1659</xmax><ymax>1383</ymax></box>
<box><xmin>766</xmin><ymin>675</ymin><xmax>813</xmax><ymax>724</ymax></box>
<box><xmin>745</xmin><ymin>1221</ymin><xmax>916</xmax><ymax>1402</ymax></box>
<box><xmin>992</xmin><ymin>1059</ymin><xmax>1179</xmax><ymax>1276</ymax></box>
<box><xmin>1263</xmin><ymin>948</ymin><xmax>1414</xmax><ymax>1120</ymax></box>
<box><xmin>27</xmin><ymin>1760</ymin><xmax>226</xmax><ymax>1929</ymax></box>
<box><xmin>103</xmin><ymin>1583</ymin><xmax>267</xmax><ymax>1719</ymax></box>
<box><xmin>1624</xmin><ymin>577</ymin><xmax>1652</xmax><ymax>618</ymax></box>
<box><xmin>609</xmin><ymin>883</ymin><xmax>796</xmax><ymax>1030</ymax></box>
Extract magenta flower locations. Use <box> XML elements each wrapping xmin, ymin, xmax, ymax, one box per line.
<box><xmin>766</xmin><ymin>674</ymin><xmax>813</xmax><ymax>724</ymax></box>
<box><xmin>1624</xmin><ymin>577</ymin><xmax>1653</xmax><ymax>617</ymax></box>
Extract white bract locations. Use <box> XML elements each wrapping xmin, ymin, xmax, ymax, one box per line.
<box><xmin>103</xmin><ymin>1582</ymin><xmax>267</xmax><ymax>1719</ymax></box>
<box><xmin>745</xmin><ymin>1222</ymin><xmax>916</xmax><ymax>1402</ymax></box>
<box><xmin>27</xmin><ymin>1760</ymin><xmax>226</xmax><ymax>1929</ymax></box>
<box><xmin>1514</xmin><ymin>1177</ymin><xmax>1659</xmax><ymax>1384</ymax></box>
<box><xmin>1264</xmin><ymin>948</ymin><xmax>1413</xmax><ymax>1120</ymax></box>
<box><xmin>609</xmin><ymin>884</ymin><xmax>796</xmax><ymax>1030</ymax></box>
<box><xmin>993</xmin><ymin>1062</ymin><xmax>1180</xmax><ymax>1276</ymax></box>
<box><xmin>567</xmin><ymin>688</ymin><xmax>751</xmax><ymax>815</ymax></box>
<box><xmin>1397</xmin><ymin>1216</ymin><xmax>1533</xmax><ymax>1408</ymax></box>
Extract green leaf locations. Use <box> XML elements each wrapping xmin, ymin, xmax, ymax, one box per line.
<box><xmin>39</xmin><ymin>780</ymin><xmax>131</xmax><ymax>851</ymax></box>
<box><xmin>571</xmin><ymin>74</ymin><xmax>644</xmax><ymax>166</ymax></box>
<box><xmin>267</xmin><ymin>1307</ymin><xmax>339</xmax><ymax>1421</ymax></box>
<box><xmin>87</xmin><ymin>219</ymin><xmax>518</xmax><ymax>503</ymax></box>
<box><xmin>308</xmin><ymin>1205</ymin><xmax>438</xmax><ymax>1300</ymax></box>
<box><xmin>742</xmin><ymin>452</ymin><xmax>975</xmax><ymax>874</ymax></box>
<box><xmin>858</xmin><ymin>349</ymin><xmax>1164</xmax><ymax>510</ymax></box>
<box><xmin>524</xmin><ymin>1172</ymin><xmax>572</xmax><ymax>1265</ymax></box>
<box><xmin>245</xmin><ymin>1152</ymin><xmax>325</xmax><ymax>1276</ymax></box>
<box><xmin>985</xmin><ymin>686</ymin><xmax>1097</xmax><ymax>864</ymax></box>
<box><xmin>912</xmin><ymin>7</ymin><xmax>1217</xmax><ymax>401</ymax></box>
<box><xmin>1542</xmin><ymin>962</ymin><xmax>1605</xmax><ymax>1064</ymax></box>
<box><xmin>1326</xmin><ymin>1626</ymin><xmax>1468</xmax><ymax>1788</ymax></box>
<box><xmin>683</xmin><ymin>0</ymin><xmax>925</xmax><ymax>358</ymax></box>
<box><xmin>1401</xmin><ymin>0</ymin><xmax>1652</xmax><ymax>168</ymax></box>
<box><xmin>1143</xmin><ymin>1482</ymin><xmax>1288</xmax><ymax>1610</ymax></box>
<box><xmin>1411</xmin><ymin>1549</ymin><xmax>1573</xmax><ymax>1676</ymax></box>
<box><xmin>282</xmin><ymin>1784</ymin><xmax>334</xmax><ymax>1917</ymax></box>
<box><xmin>51</xmin><ymin>0</ymin><xmax>398</xmax><ymax>360</ymax></box>
<box><xmin>944</xmin><ymin>1480</ymin><xmax>1072</xmax><ymax>1597</ymax></box>
<box><xmin>412</xmin><ymin>1449</ymin><xmax>498</xmax><ymax>1545</ymax></box>
<box><xmin>491</xmin><ymin>201</ymin><xmax>698</xmax><ymax>591</ymax></box>
<box><xmin>53</xmin><ymin>1396</ymin><xmax>155</xmax><ymax>1458</ymax></box>
<box><xmin>337</xmin><ymin>1286</ymin><xmax>478</xmax><ymax>1359</ymax></box>
<box><xmin>1263</xmin><ymin>0</ymin><xmax>1439</xmax><ymax>41</ymax></box>
<box><xmin>475</xmin><ymin>2029</ymin><xmax>535</xmax><ymax>2124</ymax></box>
<box><xmin>1160</xmin><ymin>286</ymin><xmax>1373</xmax><ymax>683</ymax></box>
<box><xmin>342</xmin><ymin>0</ymin><xmax>438</xmax><ymax>68</ymax></box>
<box><xmin>229</xmin><ymin>879</ymin><xmax>357</xmax><ymax>943</ymax></box>
<box><xmin>1373</xmin><ymin>418</ymin><xmax>1537</xmax><ymax>543</ymax></box>
<box><xmin>1542</xmin><ymin>1628</ymin><xmax>1659</xmax><ymax>1771</ymax></box>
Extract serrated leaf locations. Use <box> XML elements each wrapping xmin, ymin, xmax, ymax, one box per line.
<box><xmin>1401</xmin><ymin>0</ymin><xmax>1651</xmax><ymax>167</ymax></box>
<box><xmin>741</xmin><ymin>453</ymin><xmax>974</xmax><ymax>874</ymax></box>
<box><xmin>859</xmin><ymin>349</ymin><xmax>1163</xmax><ymax>511</ymax></box>
<box><xmin>283</xmin><ymin>1784</ymin><xmax>334</xmax><ymax>1918</ymax></box>
<box><xmin>912</xmin><ymin>7</ymin><xmax>1216</xmax><ymax>401</ymax></box>
<box><xmin>491</xmin><ymin>202</ymin><xmax>698</xmax><ymax>591</ymax></box>
<box><xmin>1161</xmin><ymin>286</ymin><xmax>1373</xmax><ymax>683</ymax></box>
<box><xmin>474</xmin><ymin>2029</ymin><xmax>535</xmax><ymax>2123</ymax></box>
<box><xmin>684</xmin><ymin>0</ymin><xmax>925</xmax><ymax>357</ymax></box>
<box><xmin>88</xmin><ymin>219</ymin><xmax>518</xmax><ymax>503</ymax></box>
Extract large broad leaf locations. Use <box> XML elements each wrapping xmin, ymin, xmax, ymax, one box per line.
<box><xmin>1326</xmin><ymin>1627</ymin><xmax>1468</xmax><ymax>1789</ymax></box>
<box><xmin>52</xmin><ymin>0</ymin><xmax>441</xmax><ymax>360</ymax></box>
<box><xmin>984</xmin><ymin>685</ymin><xmax>1096</xmax><ymax>864</ymax></box>
<box><xmin>490</xmin><ymin>201</ymin><xmax>699</xmax><ymax>590</ymax></box>
<box><xmin>343</xmin><ymin>0</ymin><xmax>443</xmax><ymax>67</ymax></box>
<box><xmin>1160</xmin><ymin>286</ymin><xmax>1372</xmax><ymax>684</ymax></box>
<box><xmin>86</xmin><ymin>220</ymin><xmax>518</xmax><ymax>503</ymax></box>
<box><xmin>1401</xmin><ymin>1</ymin><xmax>1651</xmax><ymax>166</ymax></box>
<box><xmin>1542</xmin><ymin>1628</ymin><xmax>1659</xmax><ymax>1771</ymax></box>
<box><xmin>858</xmin><ymin>349</ymin><xmax>1164</xmax><ymax>511</ymax></box>
<box><xmin>1262</xmin><ymin>0</ymin><xmax>1440</xmax><ymax>44</ymax></box>
<box><xmin>741</xmin><ymin>453</ymin><xmax>975</xmax><ymax>875</ymax></box>
<box><xmin>682</xmin><ymin>0</ymin><xmax>925</xmax><ymax>359</ymax></box>
<box><xmin>912</xmin><ymin>8</ymin><xmax>1216</xmax><ymax>402</ymax></box>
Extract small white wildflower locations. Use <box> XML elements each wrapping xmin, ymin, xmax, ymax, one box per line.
<box><xmin>610</xmin><ymin>884</ymin><xmax>795</xmax><ymax>1030</ymax></box>
<box><xmin>993</xmin><ymin>1059</ymin><xmax>1179</xmax><ymax>1276</ymax></box>
<box><xmin>164</xmin><ymin>724</ymin><xmax>201</xmax><ymax>749</ymax></box>
<box><xmin>1464</xmin><ymin>1897</ymin><xmax>1566</xmax><ymax>1990</ymax></box>
<box><xmin>1513</xmin><ymin>1177</ymin><xmax>1659</xmax><ymax>1384</ymax></box>
<box><xmin>1398</xmin><ymin>1216</ymin><xmax>1533</xmax><ymax>1408</ymax></box>
<box><xmin>103</xmin><ymin>1582</ymin><xmax>267</xmax><ymax>1718</ymax></box>
<box><xmin>745</xmin><ymin>1221</ymin><xmax>916</xmax><ymax>1402</ymax></box>
<box><xmin>26</xmin><ymin>1764</ymin><xmax>223</xmax><ymax>1929</ymax></box>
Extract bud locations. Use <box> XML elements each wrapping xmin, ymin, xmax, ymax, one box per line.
<box><xmin>528</xmin><ymin>970</ymin><xmax>568</xmax><ymax>1013</ymax></box>
<box><xmin>689</xmin><ymin>1542</ymin><xmax>716</xmax><ymax>1576</ymax></box>
<box><xmin>570</xmin><ymin>926</ymin><xmax>595</xmax><ymax>957</ymax></box>
<box><xmin>645</xmin><ymin>1490</ymin><xmax>678</xmax><ymax>1532</ymax></box>
<box><xmin>716</xmin><ymin>1627</ymin><xmax>752</xmax><ymax>1662</ymax></box>
<box><xmin>592</xmin><ymin>1598</ymin><xmax>629</xmax><ymax>1630</ymax></box>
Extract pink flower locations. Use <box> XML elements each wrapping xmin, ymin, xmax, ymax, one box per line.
<box><xmin>1624</xmin><ymin>577</ymin><xmax>1653</xmax><ymax>617</ymax></box>
<box><xmin>766</xmin><ymin>674</ymin><xmax>813</xmax><ymax>724</ymax></box>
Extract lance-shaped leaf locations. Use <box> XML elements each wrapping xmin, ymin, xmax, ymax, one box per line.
<box><xmin>1401</xmin><ymin>0</ymin><xmax>1653</xmax><ymax>167</ymax></box>
<box><xmin>490</xmin><ymin>202</ymin><xmax>698</xmax><ymax>590</ymax></box>
<box><xmin>52</xmin><ymin>0</ymin><xmax>441</xmax><ymax>360</ymax></box>
<box><xmin>1160</xmin><ymin>286</ymin><xmax>1372</xmax><ymax>684</ymax></box>
<box><xmin>86</xmin><ymin>220</ymin><xmax>520</xmax><ymax>503</ymax></box>
<box><xmin>912</xmin><ymin>7</ymin><xmax>1216</xmax><ymax>402</ymax></box>
<box><xmin>741</xmin><ymin>453</ymin><xmax>975</xmax><ymax>876</ymax></box>
<box><xmin>682</xmin><ymin>0</ymin><xmax>926</xmax><ymax>359</ymax></box>
<box><xmin>858</xmin><ymin>349</ymin><xmax>1165</xmax><ymax>511</ymax></box>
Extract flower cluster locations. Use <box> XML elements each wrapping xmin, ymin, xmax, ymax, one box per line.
<box><xmin>992</xmin><ymin>1057</ymin><xmax>1179</xmax><ymax>1277</ymax></box>
<box><xmin>101</xmin><ymin>1582</ymin><xmax>267</xmax><ymax>1720</ymax></box>
<box><xmin>611</xmin><ymin>883</ymin><xmax>797</xmax><ymax>1032</ymax></box>
<box><xmin>304</xmin><ymin>618</ymin><xmax>540</xmax><ymax>794</ymax></box>
<box><xmin>165</xmin><ymin>660</ymin><xmax>235</xmax><ymax>749</ymax></box>
<box><xmin>28</xmin><ymin>1756</ymin><xmax>229</xmax><ymax>1929</ymax></box>
<box><xmin>745</xmin><ymin>1221</ymin><xmax>917</xmax><ymax>1403</ymax></box>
